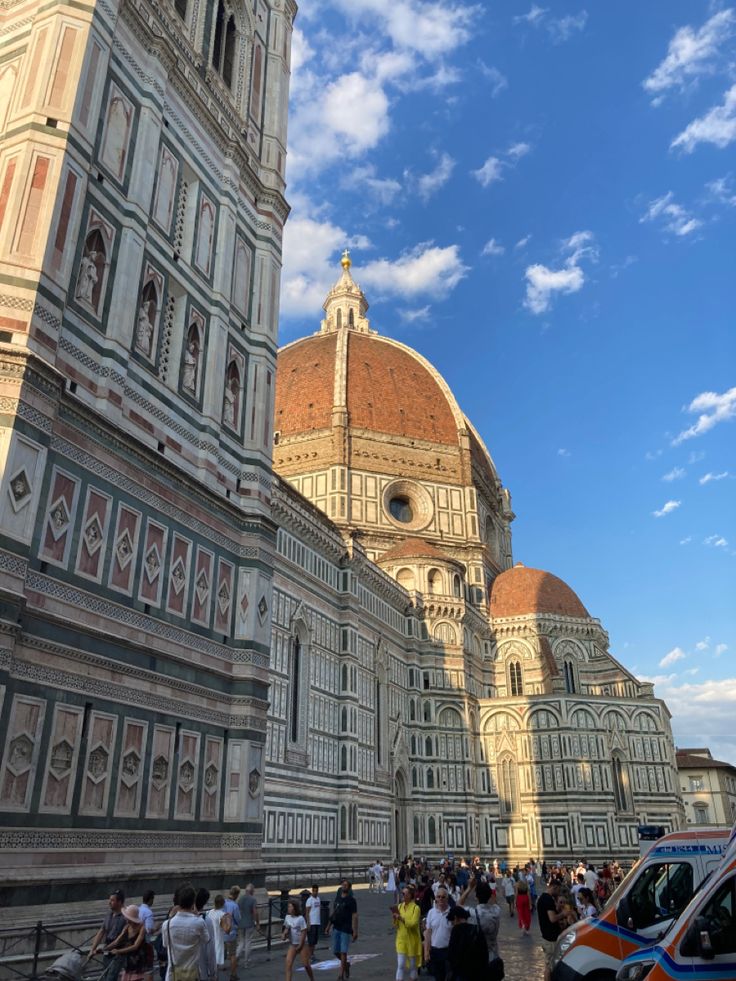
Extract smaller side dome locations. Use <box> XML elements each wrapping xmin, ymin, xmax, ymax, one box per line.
<box><xmin>490</xmin><ymin>563</ymin><xmax>589</xmax><ymax>619</ymax></box>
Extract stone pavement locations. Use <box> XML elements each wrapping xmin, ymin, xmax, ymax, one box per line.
<box><xmin>242</xmin><ymin>884</ymin><xmax>547</xmax><ymax>981</ymax></box>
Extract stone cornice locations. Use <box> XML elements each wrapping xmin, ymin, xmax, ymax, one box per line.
<box><xmin>272</xmin><ymin>475</ymin><xmax>346</xmax><ymax>562</ymax></box>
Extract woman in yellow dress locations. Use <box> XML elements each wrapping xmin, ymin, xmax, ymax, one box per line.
<box><xmin>392</xmin><ymin>884</ymin><xmax>422</xmax><ymax>980</ymax></box>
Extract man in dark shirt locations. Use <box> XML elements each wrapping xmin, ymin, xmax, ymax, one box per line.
<box><xmin>89</xmin><ymin>890</ymin><xmax>127</xmax><ymax>981</ymax></box>
<box><xmin>326</xmin><ymin>880</ymin><xmax>358</xmax><ymax>980</ymax></box>
<box><xmin>447</xmin><ymin>906</ymin><xmax>488</xmax><ymax>981</ymax></box>
<box><xmin>537</xmin><ymin>880</ymin><xmax>564</xmax><ymax>981</ymax></box>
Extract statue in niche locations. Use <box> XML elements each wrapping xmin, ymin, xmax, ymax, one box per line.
<box><xmin>135</xmin><ymin>304</ymin><xmax>154</xmax><ymax>356</ymax></box>
<box><xmin>182</xmin><ymin>324</ymin><xmax>200</xmax><ymax>395</ymax></box>
<box><xmin>76</xmin><ymin>252</ymin><xmax>99</xmax><ymax>304</ymax></box>
<box><xmin>222</xmin><ymin>360</ymin><xmax>240</xmax><ymax>429</ymax></box>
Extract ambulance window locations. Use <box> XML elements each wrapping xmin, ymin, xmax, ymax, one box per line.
<box><xmin>697</xmin><ymin>876</ymin><xmax>736</xmax><ymax>956</ymax></box>
<box><xmin>629</xmin><ymin>862</ymin><xmax>694</xmax><ymax>928</ymax></box>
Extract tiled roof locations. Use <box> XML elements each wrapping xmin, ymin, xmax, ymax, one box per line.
<box><xmin>490</xmin><ymin>563</ymin><xmax>590</xmax><ymax>619</ymax></box>
<box><xmin>378</xmin><ymin>537</ymin><xmax>453</xmax><ymax>563</ymax></box>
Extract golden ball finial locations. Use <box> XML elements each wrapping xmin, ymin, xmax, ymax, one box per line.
<box><xmin>341</xmin><ymin>248</ymin><xmax>352</xmax><ymax>271</ymax></box>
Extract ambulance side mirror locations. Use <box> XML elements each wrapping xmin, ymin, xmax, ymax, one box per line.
<box><xmin>681</xmin><ymin>920</ymin><xmax>715</xmax><ymax>960</ymax></box>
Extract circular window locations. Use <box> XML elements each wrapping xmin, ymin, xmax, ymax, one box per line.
<box><xmin>383</xmin><ymin>479</ymin><xmax>434</xmax><ymax>531</ymax></box>
<box><xmin>389</xmin><ymin>496</ymin><xmax>413</xmax><ymax>523</ymax></box>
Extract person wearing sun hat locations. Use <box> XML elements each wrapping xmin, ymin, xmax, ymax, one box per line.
<box><xmin>109</xmin><ymin>904</ymin><xmax>148</xmax><ymax>981</ymax></box>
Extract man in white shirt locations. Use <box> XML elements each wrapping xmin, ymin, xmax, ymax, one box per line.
<box><xmin>162</xmin><ymin>885</ymin><xmax>209</xmax><ymax>981</ymax></box>
<box><xmin>424</xmin><ymin>887</ymin><xmax>452</xmax><ymax>981</ymax></box>
<box><xmin>372</xmin><ymin>861</ymin><xmax>384</xmax><ymax>893</ymax></box>
<box><xmin>305</xmin><ymin>884</ymin><xmax>322</xmax><ymax>963</ymax></box>
<box><xmin>584</xmin><ymin>866</ymin><xmax>599</xmax><ymax>891</ymax></box>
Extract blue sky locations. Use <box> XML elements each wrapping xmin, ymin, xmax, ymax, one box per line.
<box><xmin>279</xmin><ymin>1</ymin><xmax>736</xmax><ymax>761</ymax></box>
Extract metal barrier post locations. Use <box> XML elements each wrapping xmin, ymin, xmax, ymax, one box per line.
<box><xmin>267</xmin><ymin>898</ymin><xmax>273</xmax><ymax>952</ymax></box>
<box><xmin>31</xmin><ymin>921</ymin><xmax>42</xmax><ymax>979</ymax></box>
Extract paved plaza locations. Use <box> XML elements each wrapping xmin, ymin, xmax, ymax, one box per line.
<box><xmin>246</xmin><ymin>884</ymin><xmax>547</xmax><ymax>981</ymax></box>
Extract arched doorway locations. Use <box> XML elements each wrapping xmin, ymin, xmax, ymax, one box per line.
<box><xmin>394</xmin><ymin>771</ymin><xmax>408</xmax><ymax>859</ymax></box>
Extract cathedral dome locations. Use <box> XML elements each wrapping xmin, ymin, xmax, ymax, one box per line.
<box><xmin>489</xmin><ymin>563</ymin><xmax>589</xmax><ymax>619</ymax></box>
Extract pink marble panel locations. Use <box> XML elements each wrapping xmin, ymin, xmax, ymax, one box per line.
<box><xmin>108</xmin><ymin>504</ymin><xmax>141</xmax><ymax>594</ymax></box>
<box><xmin>166</xmin><ymin>533</ymin><xmax>192</xmax><ymax>617</ymax></box>
<box><xmin>40</xmin><ymin>467</ymin><xmax>80</xmax><ymax>568</ymax></box>
<box><xmin>39</xmin><ymin>704</ymin><xmax>83</xmax><ymax>812</ymax></box>
<box><xmin>0</xmin><ymin>696</ymin><xmax>45</xmax><ymax>811</ymax></box>
<box><xmin>200</xmin><ymin>736</ymin><xmax>223</xmax><ymax>821</ymax></box>
<box><xmin>190</xmin><ymin>546</ymin><xmax>213</xmax><ymax>627</ymax></box>
<box><xmin>175</xmin><ymin>731</ymin><xmax>200</xmax><ymax>819</ymax></box>
<box><xmin>213</xmin><ymin>558</ymin><xmax>233</xmax><ymax>635</ymax></box>
<box><xmin>138</xmin><ymin>519</ymin><xmax>167</xmax><ymax>606</ymax></box>
<box><xmin>146</xmin><ymin>725</ymin><xmax>174</xmax><ymax>818</ymax></box>
<box><xmin>114</xmin><ymin>718</ymin><xmax>148</xmax><ymax>817</ymax></box>
<box><xmin>80</xmin><ymin>712</ymin><xmax>117</xmax><ymax>815</ymax></box>
<box><xmin>75</xmin><ymin>487</ymin><xmax>111</xmax><ymax>581</ymax></box>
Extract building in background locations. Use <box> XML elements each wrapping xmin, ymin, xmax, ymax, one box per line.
<box><xmin>677</xmin><ymin>749</ymin><xmax>736</xmax><ymax>826</ymax></box>
<box><xmin>0</xmin><ymin>0</ymin><xmax>295</xmax><ymax>904</ymax></box>
<box><xmin>264</xmin><ymin>256</ymin><xmax>684</xmax><ymax>868</ymax></box>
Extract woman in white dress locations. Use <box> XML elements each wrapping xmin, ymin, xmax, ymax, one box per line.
<box><xmin>387</xmin><ymin>863</ymin><xmax>397</xmax><ymax>897</ymax></box>
<box><xmin>206</xmin><ymin>894</ymin><xmax>226</xmax><ymax>969</ymax></box>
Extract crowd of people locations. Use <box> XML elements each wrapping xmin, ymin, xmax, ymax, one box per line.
<box><xmin>85</xmin><ymin>856</ymin><xmax>626</xmax><ymax>981</ymax></box>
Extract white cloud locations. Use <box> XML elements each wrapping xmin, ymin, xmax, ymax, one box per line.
<box><xmin>410</xmin><ymin>152</ymin><xmax>456</xmax><ymax>202</ymax></box>
<box><xmin>348</xmin><ymin>164</ymin><xmax>402</xmax><ymax>204</ymax></box>
<box><xmin>514</xmin><ymin>5</ymin><xmax>587</xmax><ymax>42</ymax></box>
<box><xmin>672</xmin><ymin>84</ymin><xmax>736</xmax><ymax>153</ymax></box>
<box><xmin>688</xmin><ymin>450</ymin><xmax>706</xmax><ymax>464</ymax></box>
<box><xmin>660</xmin><ymin>646</ymin><xmax>686</xmax><ymax>668</ymax></box>
<box><xmin>652</xmin><ymin>499</ymin><xmax>681</xmax><ymax>518</ymax></box>
<box><xmin>643</xmin><ymin>9</ymin><xmax>735</xmax><ymax>104</ymax></box>
<box><xmin>514</xmin><ymin>4</ymin><xmax>547</xmax><ymax>26</ymax></box>
<box><xmin>472</xmin><ymin>156</ymin><xmax>504</xmax><ymax>187</ymax></box>
<box><xmin>699</xmin><ymin>470</ymin><xmax>730</xmax><ymax>484</ymax></box>
<box><xmin>646</xmin><ymin>449</ymin><xmax>663</xmax><ymax>460</ymax></box>
<box><xmin>360</xmin><ymin>242</ymin><xmax>470</xmax><ymax>299</ymax></box>
<box><xmin>477</xmin><ymin>61</ymin><xmax>508</xmax><ymax>98</ymax></box>
<box><xmin>548</xmin><ymin>11</ymin><xmax>588</xmax><ymax>43</ymax></box>
<box><xmin>704</xmin><ymin>534</ymin><xmax>728</xmax><ymax>548</ymax></box>
<box><xmin>662</xmin><ymin>466</ymin><xmax>686</xmax><ymax>481</ymax></box>
<box><xmin>672</xmin><ymin>386</ymin><xmax>736</xmax><ymax>444</ymax></box>
<box><xmin>523</xmin><ymin>230</ymin><xmax>597</xmax><ymax>314</ymax></box>
<box><xmin>557</xmin><ymin>448</ymin><xmax>571</xmax><ymax>458</ymax></box>
<box><xmin>338</xmin><ymin>0</ymin><xmax>479</xmax><ymax>58</ymax></box>
<box><xmin>515</xmin><ymin>235</ymin><xmax>532</xmax><ymax>249</ymax></box>
<box><xmin>643</xmin><ymin>675</ymin><xmax>736</xmax><ymax>764</ymax></box>
<box><xmin>679</xmin><ymin>536</ymin><xmax>692</xmax><ymax>545</ymax></box>
<box><xmin>472</xmin><ymin>142</ymin><xmax>533</xmax><ymax>188</ymax></box>
<box><xmin>715</xmin><ymin>644</ymin><xmax>729</xmax><ymax>657</ymax></box>
<box><xmin>640</xmin><ymin>192</ymin><xmax>702</xmax><ymax>237</ymax></box>
<box><xmin>481</xmin><ymin>238</ymin><xmax>505</xmax><ymax>257</ymax></box>
<box><xmin>706</xmin><ymin>175</ymin><xmax>736</xmax><ymax>207</ymax></box>
<box><xmin>508</xmin><ymin>141</ymin><xmax>532</xmax><ymax>159</ymax></box>
<box><xmin>399</xmin><ymin>306</ymin><xmax>431</xmax><ymax>324</ymax></box>
<box><xmin>695</xmin><ymin>637</ymin><xmax>710</xmax><ymax>652</ymax></box>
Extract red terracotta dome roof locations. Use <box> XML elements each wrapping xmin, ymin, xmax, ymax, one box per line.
<box><xmin>274</xmin><ymin>331</ymin><xmax>459</xmax><ymax>445</ymax></box>
<box><xmin>490</xmin><ymin>564</ymin><xmax>589</xmax><ymax>619</ymax></box>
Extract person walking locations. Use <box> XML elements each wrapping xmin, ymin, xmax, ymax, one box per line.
<box><xmin>237</xmin><ymin>884</ymin><xmax>259</xmax><ymax>967</ymax></box>
<box><xmin>500</xmin><ymin>874</ymin><xmax>515</xmax><ymax>917</ymax></box>
<box><xmin>222</xmin><ymin>887</ymin><xmax>241</xmax><ymax>981</ymax></box>
<box><xmin>194</xmin><ymin>889</ymin><xmax>216</xmax><ymax>981</ymax></box>
<box><xmin>113</xmin><ymin>905</ymin><xmax>148</xmax><ymax>981</ymax></box>
<box><xmin>89</xmin><ymin>889</ymin><xmax>128</xmax><ymax>981</ymax></box>
<box><xmin>516</xmin><ymin>878</ymin><xmax>532</xmax><ymax>935</ymax></box>
<box><xmin>423</xmin><ymin>886</ymin><xmax>451</xmax><ymax>981</ymax></box>
<box><xmin>282</xmin><ymin>899</ymin><xmax>314</xmax><ymax>981</ymax></box>
<box><xmin>446</xmin><ymin>907</ymin><xmax>487</xmax><ymax>981</ymax></box>
<box><xmin>392</xmin><ymin>884</ymin><xmax>422</xmax><ymax>981</ymax></box>
<box><xmin>304</xmin><ymin>885</ymin><xmax>322</xmax><ymax>964</ymax></box>
<box><xmin>325</xmin><ymin>880</ymin><xmax>358</xmax><ymax>981</ymax></box>
<box><xmin>537</xmin><ymin>880</ymin><xmax>564</xmax><ymax>981</ymax></box>
<box><xmin>205</xmin><ymin>896</ymin><xmax>226</xmax><ymax>973</ymax></box>
<box><xmin>161</xmin><ymin>885</ymin><xmax>209</xmax><ymax>981</ymax></box>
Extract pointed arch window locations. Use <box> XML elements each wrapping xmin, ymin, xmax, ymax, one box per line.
<box><xmin>211</xmin><ymin>2</ymin><xmax>236</xmax><ymax>90</ymax></box>
<box><xmin>340</xmin><ymin>745</ymin><xmax>348</xmax><ymax>771</ymax></box>
<box><xmin>612</xmin><ymin>755</ymin><xmax>629</xmax><ymax>811</ymax></box>
<box><xmin>509</xmin><ymin>660</ymin><xmax>523</xmax><ymax>697</ymax></box>
<box><xmin>427</xmin><ymin>768</ymin><xmax>434</xmax><ymax>789</ymax></box>
<box><xmin>499</xmin><ymin>755</ymin><xmax>518</xmax><ymax>815</ymax></box>
<box><xmin>564</xmin><ymin>660</ymin><xmax>576</xmax><ymax>694</ymax></box>
<box><xmin>174</xmin><ymin>0</ymin><xmax>187</xmax><ymax>19</ymax></box>
<box><xmin>409</xmin><ymin>699</ymin><xmax>416</xmax><ymax>722</ymax></box>
<box><xmin>423</xmin><ymin>701</ymin><xmax>431</xmax><ymax>723</ymax></box>
<box><xmin>428</xmin><ymin>815</ymin><xmax>436</xmax><ymax>844</ymax></box>
<box><xmin>340</xmin><ymin>805</ymin><xmax>347</xmax><ymax>840</ymax></box>
<box><xmin>348</xmin><ymin>308</ymin><xmax>355</xmax><ymax>327</ymax></box>
<box><xmin>412</xmin><ymin>767</ymin><xmax>418</xmax><ymax>788</ymax></box>
<box><xmin>212</xmin><ymin>1</ymin><xmax>224</xmax><ymax>71</ymax></box>
<box><xmin>222</xmin><ymin>16</ymin><xmax>236</xmax><ymax>88</ymax></box>
<box><xmin>290</xmin><ymin>637</ymin><xmax>301</xmax><ymax>743</ymax></box>
<box><xmin>425</xmin><ymin>736</ymin><xmax>433</xmax><ymax>757</ymax></box>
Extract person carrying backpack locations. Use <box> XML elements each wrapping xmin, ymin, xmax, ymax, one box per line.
<box><xmin>446</xmin><ymin>907</ymin><xmax>487</xmax><ymax>981</ymax></box>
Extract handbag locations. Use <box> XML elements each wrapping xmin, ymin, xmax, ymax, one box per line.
<box><xmin>487</xmin><ymin>956</ymin><xmax>505</xmax><ymax>981</ymax></box>
<box><xmin>163</xmin><ymin>922</ymin><xmax>198</xmax><ymax>981</ymax></box>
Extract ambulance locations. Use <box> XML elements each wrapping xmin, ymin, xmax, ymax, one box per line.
<box><xmin>615</xmin><ymin>825</ymin><xmax>736</xmax><ymax>981</ymax></box>
<box><xmin>550</xmin><ymin>827</ymin><xmax>731</xmax><ymax>981</ymax></box>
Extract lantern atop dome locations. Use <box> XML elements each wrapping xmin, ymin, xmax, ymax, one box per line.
<box><xmin>320</xmin><ymin>251</ymin><xmax>373</xmax><ymax>334</ymax></box>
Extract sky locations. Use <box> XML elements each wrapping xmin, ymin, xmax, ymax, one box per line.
<box><xmin>278</xmin><ymin>1</ymin><xmax>736</xmax><ymax>763</ymax></box>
